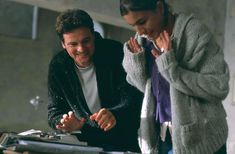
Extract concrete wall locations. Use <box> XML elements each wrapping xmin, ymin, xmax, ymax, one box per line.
<box><xmin>223</xmin><ymin>0</ymin><xmax>235</xmax><ymax>153</ymax></box>
<box><xmin>169</xmin><ymin>0</ymin><xmax>226</xmax><ymax>47</ymax></box>
<box><xmin>0</xmin><ymin>0</ymin><xmax>33</xmax><ymax>38</ymax></box>
<box><xmin>10</xmin><ymin>0</ymin><xmax>129</xmax><ymax>29</ymax></box>
<box><xmin>0</xmin><ymin>6</ymin><xmax>61</xmax><ymax>133</ymax></box>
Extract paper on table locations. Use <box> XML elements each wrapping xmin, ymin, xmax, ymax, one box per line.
<box><xmin>18</xmin><ymin>129</ymin><xmax>42</xmax><ymax>136</ymax></box>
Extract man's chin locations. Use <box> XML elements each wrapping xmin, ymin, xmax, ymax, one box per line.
<box><xmin>75</xmin><ymin>60</ymin><xmax>92</xmax><ymax>68</ymax></box>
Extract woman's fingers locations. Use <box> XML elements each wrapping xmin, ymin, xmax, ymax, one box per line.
<box><xmin>128</xmin><ymin>37</ymin><xmax>141</xmax><ymax>53</ymax></box>
<box><xmin>158</xmin><ymin>30</ymin><xmax>171</xmax><ymax>52</ymax></box>
<box><xmin>151</xmin><ymin>47</ymin><xmax>160</xmax><ymax>58</ymax></box>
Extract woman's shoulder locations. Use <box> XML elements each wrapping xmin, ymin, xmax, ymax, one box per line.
<box><xmin>175</xmin><ymin>13</ymin><xmax>211</xmax><ymax>38</ymax></box>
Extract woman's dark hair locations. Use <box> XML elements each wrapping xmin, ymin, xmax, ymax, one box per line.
<box><xmin>120</xmin><ymin>0</ymin><xmax>157</xmax><ymax>16</ymax></box>
<box><xmin>120</xmin><ymin>0</ymin><xmax>169</xmax><ymax>26</ymax></box>
<box><xmin>55</xmin><ymin>9</ymin><xmax>94</xmax><ymax>41</ymax></box>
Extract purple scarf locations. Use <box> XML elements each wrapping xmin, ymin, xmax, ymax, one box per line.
<box><xmin>145</xmin><ymin>40</ymin><xmax>172</xmax><ymax>123</ymax></box>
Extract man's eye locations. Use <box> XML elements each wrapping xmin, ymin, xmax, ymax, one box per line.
<box><xmin>68</xmin><ymin>43</ymin><xmax>77</xmax><ymax>47</ymax></box>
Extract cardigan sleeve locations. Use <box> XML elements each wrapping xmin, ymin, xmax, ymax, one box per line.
<box><xmin>122</xmin><ymin>42</ymin><xmax>148</xmax><ymax>93</ymax></box>
<box><xmin>156</xmin><ymin>19</ymin><xmax>229</xmax><ymax>102</ymax></box>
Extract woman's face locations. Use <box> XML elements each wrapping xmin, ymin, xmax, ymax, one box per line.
<box><xmin>123</xmin><ymin>4</ymin><xmax>164</xmax><ymax>40</ymax></box>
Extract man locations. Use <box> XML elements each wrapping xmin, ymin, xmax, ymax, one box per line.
<box><xmin>47</xmin><ymin>9</ymin><xmax>142</xmax><ymax>152</ymax></box>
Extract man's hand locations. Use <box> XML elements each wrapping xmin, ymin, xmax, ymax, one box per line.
<box><xmin>56</xmin><ymin>111</ymin><xmax>86</xmax><ymax>133</ymax></box>
<box><xmin>90</xmin><ymin>108</ymin><xmax>116</xmax><ymax>131</ymax></box>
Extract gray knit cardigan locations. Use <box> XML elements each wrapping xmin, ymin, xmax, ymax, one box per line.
<box><xmin>122</xmin><ymin>13</ymin><xmax>230</xmax><ymax>154</ymax></box>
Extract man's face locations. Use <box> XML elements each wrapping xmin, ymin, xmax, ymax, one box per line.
<box><xmin>62</xmin><ymin>27</ymin><xmax>95</xmax><ymax>68</ymax></box>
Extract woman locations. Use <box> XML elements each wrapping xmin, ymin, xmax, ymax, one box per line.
<box><xmin>120</xmin><ymin>0</ymin><xmax>229</xmax><ymax>154</ymax></box>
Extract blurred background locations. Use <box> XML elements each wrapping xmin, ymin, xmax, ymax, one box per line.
<box><xmin>0</xmin><ymin>0</ymin><xmax>234</xmax><ymax>153</ymax></box>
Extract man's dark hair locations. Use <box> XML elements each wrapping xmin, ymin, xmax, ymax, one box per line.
<box><xmin>55</xmin><ymin>9</ymin><xmax>94</xmax><ymax>41</ymax></box>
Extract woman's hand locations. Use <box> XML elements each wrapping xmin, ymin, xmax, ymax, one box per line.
<box><xmin>127</xmin><ymin>37</ymin><xmax>142</xmax><ymax>53</ymax></box>
<box><xmin>90</xmin><ymin>108</ymin><xmax>116</xmax><ymax>132</ymax></box>
<box><xmin>56</xmin><ymin>111</ymin><xmax>86</xmax><ymax>133</ymax></box>
<box><xmin>152</xmin><ymin>30</ymin><xmax>172</xmax><ymax>58</ymax></box>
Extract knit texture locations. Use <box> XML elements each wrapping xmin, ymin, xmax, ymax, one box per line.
<box><xmin>122</xmin><ymin>13</ymin><xmax>229</xmax><ymax>154</ymax></box>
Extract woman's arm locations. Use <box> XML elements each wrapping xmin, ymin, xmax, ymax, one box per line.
<box><xmin>122</xmin><ymin>40</ymin><xmax>148</xmax><ymax>92</ymax></box>
<box><xmin>156</xmin><ymin>23</ymin><xmax>229</xmax><ymax>102</ymax></box>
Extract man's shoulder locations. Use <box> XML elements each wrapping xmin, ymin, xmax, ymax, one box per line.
<box><xmin>94</xmin><ymin>38</ymin><xmax>123</xmax><ymax>65</ymax></box>
<box><xmin>94</xmin><ymin>31</ymin><xmax>123</xmax><ymax>49</ymax></box>
<box><xmin>104</xmin><ymin>38</ymin><xmax>122</xmax><ymax>45</ymax></box>
<box><xmin>51</xmin><ymin>50</ymin><xmax>69</xmax><ymax>62</ymax></box>
<box><xmin>99</xmin><ymin>38</ymin><xmax>123</xmax><ymax>50</ymax></box>
<box><xmin>49</xmin><ymin>50</ymin><xmax>73</xmax><ymax>70</ymax></box>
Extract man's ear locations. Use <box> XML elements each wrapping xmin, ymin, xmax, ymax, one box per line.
<box><xmin>61</xmin><ymin>41</ymin><xmax>65</xmax><ymax>49</ymax></box>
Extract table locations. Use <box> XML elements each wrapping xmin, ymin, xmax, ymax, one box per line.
<box><xmin>1</xmin><ymin>133</ymin><xmax>137</xmax><ymax>154</ymax></box>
